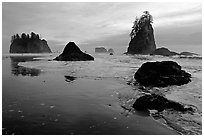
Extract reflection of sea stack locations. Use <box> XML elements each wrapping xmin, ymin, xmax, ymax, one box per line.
<box><xmin>54</xmin><ymin>42</ymin><xmax>94</xmax><ymax>61</ymax></box>
<box><xmin>127</xmin><ymin>11</ymin><xmax>156</xmax><ymax>54</ymax></box>
<box><xmin>9</xmin><ymin>32</ymin><xmax>52</xmax><ymax>53</ymax></box>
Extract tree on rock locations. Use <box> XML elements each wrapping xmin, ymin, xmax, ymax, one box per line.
<box><xmin>130</xmin><ymin>11</ymin><xmax>153</xmax><ymax>39</ymax></box>
<box><xmin>127</xmin><ymin>11</ymin><xmax>156</xmax><ymax>55</ymax></box>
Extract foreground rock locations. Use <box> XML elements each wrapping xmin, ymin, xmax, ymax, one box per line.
<box><xmin>54</xmin><ymin>42</ymin><xmax>94</xmax><ymax>61</ymax></box>
<box><xmin>134</xmin><ymin>61</ymin><xmax>191</xmax><ymax>87</ymax></box>
<box><xmin>127</xmin><ymin>11</ymin><xmax>156</xmax><ymax>54</ymax></box>
<box><xmin>9</xmin><ymin>32</ymin><xmax>52</xmax><ymax>53</ymax></box>
<box><xmin>133</xmin><ymin>94</ymin><xmax>193</xmax><ymax>112</ymax></box>
<box><xmin>150</xmin><ymin>47</ymin><xmax>179</xmax><ymax>56</ymax></box>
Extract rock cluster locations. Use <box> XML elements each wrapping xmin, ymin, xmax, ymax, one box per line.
<box><xmin>9</xmin><ymin>32</ymin><xmax>51</xmax><ymax>53</ymax></box>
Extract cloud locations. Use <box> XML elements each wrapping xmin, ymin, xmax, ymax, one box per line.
<box><xmin>2</xmin><ymin>2</ymin><xmax>202</xmax><ymax>53</ymax></box>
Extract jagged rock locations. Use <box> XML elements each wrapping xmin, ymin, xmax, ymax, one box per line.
<box><xmin>54</xmin><ymin>42</ymin><xmax>94</xmax><ymax>61</ymax></box>
<box><xmin>133</xmin><ymin>94</ymin><xmax>192</xmax><ymax>112</ymax></box>
<box><xmin>9</xmin><ymin>32</ymin><xmax>52</xmax><ymax>53</ymax></box>
<box><xmin>127</xmin><ymin>22</ymin><xmax>156</xmax><ymax>54</ymax></box>
<box><xmin>134</xmin><ymin>61</ymin><xmax>191</xmax><ymax>87</ymax></box>
<box><xmin>95</xmin><ymin>47</ymin><xmax>107</xmax><ymax>53</ymax></box>
<box><xmin>150</xmin><ymin>47</ymin><xmax>179</xmax><ymax>56</ymax></box>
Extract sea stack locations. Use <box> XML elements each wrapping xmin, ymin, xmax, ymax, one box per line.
<box><xmin>9</xmin><ymin>32</ymin><xmax>52</xmax><ymax>53</ymax></box>
<box><xmin>54</xmin><ymin>42</ymin><xmax>94</xmax><ymax>61</ymax></box>
<box><xmin>127</xmin><ymin>11</ymin><xmax>156</xmax><ymax>54</ymax></box>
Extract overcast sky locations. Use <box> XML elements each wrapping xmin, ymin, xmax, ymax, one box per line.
<box><xmin>2</xmin><ymin>2</ymin><xmax>202</xmax><ymax>54</ymax></box>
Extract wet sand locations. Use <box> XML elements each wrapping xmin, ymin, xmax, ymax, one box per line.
<box><xmin>2</xmin><ymin>55</ymin><xmax>179</xmax><ymax>135</ymax></box>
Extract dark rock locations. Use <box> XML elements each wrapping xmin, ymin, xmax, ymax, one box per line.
<box><xmin>64</xmin><ymin>75</ymin><xmax>76</xmax><ymax>82</ymax></box>
<box><xmin>134</xmin><ymin>61</ymin><xmax>191</xmax><ymax>87</ymax></box>
<box><xmin>9</xmin><ymin>32</ymin><xmax>52</xmax><ymax>53</ymax></box>
<box><xmin>133</xmin><ymin>94</ymin><xmax>191</xmax><ymax>112</ymax></box>
<box><xmin>127</xmin><ymin>23</ymin><xmax>156</xmax><ymax>54</ymax></box>
<box><xmin>150</xmin><ymin>47</ymin><xmax>179</xmax><ymax>56</ymax></box>
<box><xmin>109</xmin><ymin>53</ymin><xmax>113</xmax><ymax>55</ymax></box>
<box><xmin>180</xmin><ymin>52</ymin><xmax>198</xmax><ymax>56</ymax></box>
<box><xmin>95</xmin><ymin>47</ymin><xmax>107</xmax><ymax>53</ymax></box>
<box><xmin>54</xmin><ymin>42</ymin><xmax>94</xmax><ymax>61</ymax></box>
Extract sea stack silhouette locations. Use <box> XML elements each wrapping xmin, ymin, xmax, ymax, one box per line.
<box><xmin>54</xmin><ymin>42</ymin><xmax>94</xmax><ymax>61</ymax></box>
<box><xmin>9</xmin><ymin>32</ymin><xmax>52</xmax><ymax>53</ymax></box>
<box><xmin>127</xmin><ymin>11</ymin><xmax>156</xmax><ymax>54</ymax></box>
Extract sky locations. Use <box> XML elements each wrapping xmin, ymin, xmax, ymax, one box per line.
<box><xmin>2</xmin><ymin>2</ymin><xmax>202</xmax><ymax>54</ymax></box>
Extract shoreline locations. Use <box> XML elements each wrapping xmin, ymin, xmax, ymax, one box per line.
<box><xmin>2</xmin><ymin>54</ymin><xmax>201</xmax><ymax>135</ymax></box>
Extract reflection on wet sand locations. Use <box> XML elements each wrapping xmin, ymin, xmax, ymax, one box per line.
<box><xmin>10</xmin><ymin>56</ymin><xmax>41</xmax><ymax>77</ymax></box>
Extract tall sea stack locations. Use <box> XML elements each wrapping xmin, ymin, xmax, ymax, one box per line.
<box><xmin>127</xmin><ymin>11</ymin><xmax>156</xmax><ymax>54</ymax></box>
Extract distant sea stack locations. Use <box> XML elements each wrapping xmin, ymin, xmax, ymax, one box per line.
<box><xmin>127</xmin><ymin>11</ymin><xmax>156</xmax><ymax>54</ymax></box>
<box><xmin>108</xmin><ymin>48</ymin><xmax>114</xmax><ymax>53</ymax></box>
<box><xmin>54</xmin><ymin>42</ymin><xmax>94</xmax><ymax>61</ymax></box>
<box><xmin>95</xmin><ymin>47</ymin><xmax>114</xmax><ymax>53</ymax></box>
<box><xmin>150</xmin><ymin>47</ymin><xmax>199</xmax><ymax>57</ymax></box>
<box><xmin>9</xmin><ymin>32</ymin><xmax>52</xmax><ymax>53</ymax></box>
<box><xmin>95</xmin><ymin>47</ymin><xmax>107</xmax><ymax>53</ymax></box>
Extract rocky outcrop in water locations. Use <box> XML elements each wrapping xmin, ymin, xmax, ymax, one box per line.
<box><xmin>95</xmin><ymin>47</ymin><xmax>114</xmax><ymax>54</ymax></box>
<box><xmin>95</xmin><ymin>47</ymin><xmax>107</xmax><ymax>53</ymax></box>
<box><xmin>134</xmin><ymin>61</ymin><xmax>191</xmax><ymax>87</ymax></box>
<box><xmin>150</xmin><ymin>47</ymin><xmax>199</xmax><ymax>57</ymax></box>
<box><xmin>150</xmin><ymin>47</ymin><xmax>179</xmax><ymax>56</ymax></box>
<box><xmin>133</xmin><ymin>94</ymin><xmax>193</xmax><ymax>112</ymax></box>
<box><xmin>54</xmin><ymin>42</ymin><xmax>94</xmax><ymax>61</ymax></box>
<box><xmin>127</xmin><ymin>11</ymin><xmax>156</xmax><ymax>54</ymax></box>
<box><xmin>9</xmin><ymin>32</ymin><xmax>52</xmax><ymax>53</ymax></box>
<box><xmin>180</xmin><ymin>52</ymin><xmax>198</xmax><ymax>56</ymax></box>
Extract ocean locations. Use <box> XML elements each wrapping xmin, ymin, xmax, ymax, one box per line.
<box><xmin>2</xmin><ymin>53</ymin><xmax>202</xmax><ymax>135</ymax></box>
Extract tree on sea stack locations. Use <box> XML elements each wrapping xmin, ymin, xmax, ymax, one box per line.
<box><xmin>127</xmin><ymin>11</ymin><xmax>156</xmax><ymax>55</ymax></box>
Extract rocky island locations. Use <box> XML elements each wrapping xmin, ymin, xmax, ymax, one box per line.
<box><xmin>9</xmin><ymin>32</ymin><xmax>52</xmax><ymax>53</ymax></box>
<box><xmin>54</xmin><ymin>42</ymin><xmax>94</xmax><ymax>61</ymax></box>
<box><xmin>150</xmin><ymin>47</ymin><xmax>199</xmax><ymax>57</ymax></box>
<box><xmin>127</xmin><ymin>11</ymin><xmax>156</xmax><ymax>54</ymax></box>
